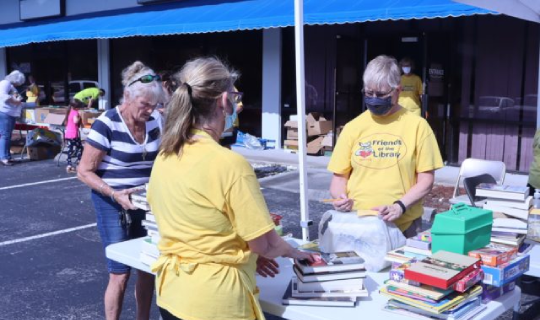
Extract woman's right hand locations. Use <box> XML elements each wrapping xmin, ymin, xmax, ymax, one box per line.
<box><xmin>288</xmin><ymin>248</ymin><xmax>319</xmax><ymax>263</ymax></box>
<box><xmin>114</xmin><ymin>189</ymin><xmax>138</xmax><ymax>211</ymax></box>
<box><xmin>332</xmin><ymin>193</ymin><xmax>354</xmax><ymax>212</ymax></box>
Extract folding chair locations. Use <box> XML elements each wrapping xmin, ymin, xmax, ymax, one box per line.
<box><xmin>449</xmin><ymin>158</ymin><xmax>506</xmax><ymax>206</ymax></box>
<box><xmin>462</xmin><ymin>174</ymin><xmax>497</xmax><ymax>207</ymax></box>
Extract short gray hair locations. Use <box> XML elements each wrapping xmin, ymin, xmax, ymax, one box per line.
<box><xmin>121</xmin><ymin>61</ymin><xmax>163</xmax><ymax>104</ymax></box>
<box><xmin>363</xmin><ymin>55</ymin><xmax>400</xmax><ymax>91</ymax></box>
<box><xmin>5</xmin><ymin>70</ymin><xmax>25</xmax><ymax>86</ymax></box>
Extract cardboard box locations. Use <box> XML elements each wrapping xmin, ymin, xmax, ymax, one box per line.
<box><xmin>22</xmin><ymin>108</ymin><xmax>38</xmax><ymax>123</ymax></box>
<box><xmin>81</xmin><ymin>110</ymin><xmax>103</xmax><ymax>126</ymax></box>
<box><xmin>321</xmin><ymin>131</ymin><xmax>334</xmax><ymax>148</ymax></box>
<box><xmin>284</xmin><ymin>120</ymin><xmax>299</xmax><ymax>139</ymax></box>
<box><xmin>481</xmin><ymin>281</ymin><xmax>515</xmax><ymax>302</ymax></box>
<box><xmin>35</xmin><ymin>107</ymin><xmax>68</xmax><ymax>123</ymax></box>
<box><xmin>481</xmin><ymin>254</ymin><xmax>529</xmax><ymax>287</ymax></box>
<box><xmin>307</xmin><ymin>136</ymin><xmax>324</xmax><ymax>155</ymax></box>
<box><xmin>431</xmin><ymin>203</ymin><xmax>493</xmax><ymax>255</ymax></box>
<box><xmin>306</xmin><ymin>113</ymin><xmax>332</xmax><ymax>137</ymax></box>
<box><xmin>27</xmin><ymin>144</ymin><xmax>61</xmax><ymax>161</ymax></box>
<box><xmin>43</xmin><ymin>113</ymin><xmax>66</xmax><ymax>126</ymax></box>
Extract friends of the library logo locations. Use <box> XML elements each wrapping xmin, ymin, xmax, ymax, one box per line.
<box><xmin>353</xmin><ymin>134</ymin><xmax>406</xmax><ymax>168</ymax></box>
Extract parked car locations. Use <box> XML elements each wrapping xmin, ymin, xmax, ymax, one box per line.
<box><xmin>52</xmin><ymin>80</ymin><xmax>99</xmax><ymax>104</ymax></box>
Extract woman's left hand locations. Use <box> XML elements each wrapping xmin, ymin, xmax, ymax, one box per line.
<box><xmin>256</xmin><ymin>256</ymin><xmax>280</xmax><ymax>278</ymax></box>
<box><xmin>372</xmin><ymin>203</ymin><xmax>403</xmax><ymax>222</ymax></box>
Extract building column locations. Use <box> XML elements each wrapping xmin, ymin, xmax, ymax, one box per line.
<box><xmin>262</xmin><ymin>28</ymin><xmax>282</xmax><ymax>148</ymax></box>
<box><xmin>0</xmin><ymin>47</ymin><xmax>6</xmax><ymax>78</ymax></box>
<box><xmin>97</xmin><ymin>39</ymin><xmax>111</xmax><ymax>110</ymax></box>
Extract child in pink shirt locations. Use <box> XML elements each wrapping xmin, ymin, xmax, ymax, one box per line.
<box><xmin>64</xmin><ymin>101</ymin><xmax>84</xmax><ymax>173</ymax></box>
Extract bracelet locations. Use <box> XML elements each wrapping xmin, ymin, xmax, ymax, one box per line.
<box><xmin>98</xmin><ymin>182</ymin><xmax>107</xmax><ymax>195</ymax></box>
<box><xmin>110</xmin><ymin>190</ymin><xmax>116</xmax><ymax>203</ymax></box>
<box><xmin>393</xmin><ymin>200</ymin><xmax>407</xmax><ymax>214</ymax></box>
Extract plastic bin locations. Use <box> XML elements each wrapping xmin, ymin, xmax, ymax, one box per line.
<box><xmin>431</xmin><ymin>203</ymin><xmax>493</xmax><ymax>255</ymax></box>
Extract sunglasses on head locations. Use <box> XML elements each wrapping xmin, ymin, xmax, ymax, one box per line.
<box><xmin>128</xmin><ymin>74</ymin><xmax>161</xmax><ymax>87</ymax></box>
<box><xmin>362</xmin><ymin>87</ymin><xmax>395</xmax><ymax>98</ymax></box>
<box><xmin>228</xmin><ymin>91</ymin><xmax>243</xmax><ymax>103</ymax></box>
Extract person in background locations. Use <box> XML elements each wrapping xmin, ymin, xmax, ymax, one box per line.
<box><xmin>74</xmin><ymin>87</ymin><xmax>105</xmax><ymax>109</ymax></box>
<box><xmin>398</xmin><ymin>57</ymin><xmax>423</xmax><ymax>117</ymax></box>
<box><xmin>63</xmin><ymin>100</ymin><xmax>85</xmax><ymax>173</ymax></box>
<box><xmin>528</xmin><ymin>129</ymin><xmax>540</xmax><ymax>197</ymax></box>
<box><xmin>328</xmin><ymin>55</ymin><xmax>443</xmax><ymax>237</ymax></box>
<box><xmin>0</xmin><ymin>70</ymin><xmax>26</xmax><ymax>166</ymax></box>
<box><xmin>25</xmin><ymin>75</ymin><xmax>40</xmax><ymax>107</ymax></box>
<box><xmin>147</xmin><ymin>57</ymin><xmax>317</xmax><ymax>320</ymax></box>
<box><xmin>77</xmin><ymin>61</ymin><xmax>163</xmax><ymax>320</ymax></box>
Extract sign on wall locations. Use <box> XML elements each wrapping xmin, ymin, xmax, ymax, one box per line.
<box><xmin>20</xmin><ymin>0</ymin><xmax>65</xmax><ymax>21</ymax></box>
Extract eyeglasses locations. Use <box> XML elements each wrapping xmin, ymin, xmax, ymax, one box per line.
<box><xmin>228</xmin><ymin>91</ymin><xmax>243</xmax><ymax>103</ymax></box>
<box><xmin>128</xmin><ymin>74</ymin><xmax>161</xmax><ymax>87</ymax></box>
<box><xmin>362</xmin><ymin>87</ymin><xmax>395</xmax><ymax>98</ymax></box>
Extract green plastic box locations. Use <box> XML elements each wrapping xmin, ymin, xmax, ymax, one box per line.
<box><xmin>431</xmin><ymin>203</ymin><xmax>493</xmax><ymax>255</ymax></box>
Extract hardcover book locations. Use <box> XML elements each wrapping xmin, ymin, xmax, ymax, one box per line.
<box><xmin>476</xmin><ymin>184</ymin><xmax>529</xmax><ymax>201</ymax></box>
<box><xmin>291</xmin><ymin>277</ymin><xmax>368</xmax><ymax>298</ymax></box>
<box><xmin>294</xmin><ymin>251</ymin><xmax>365</xmax><ymax>274</ymax></box>
<box><xmin>292</xmin><ymin>265</ymin><xmax>366</xmax><ymax>283</ymax></box>
<box><xmin>485</xmin><ymin>196</ymin><xmax>532</xmax><ymax>210</ymax></box>
<box><xmin>485</xmin><ymin>205</ymin><xmax>529</xmax><ymax>221</ymax></box>
<box><xmin>404</xmin><ymin>251</ymin><xmax>481</xmax><ymax>289</ymax></box>
<box><xmin>282</xmin><ymin>280</ymin><xmax>357</xmax><ymax>307</ymax></box>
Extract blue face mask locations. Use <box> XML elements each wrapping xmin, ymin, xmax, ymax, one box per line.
<box><xmin>224</xmin><ymin>101</ymin><xmax>238</xmax><ymax>131</ymax></box>
<box><xmin>365</xmin><ymin>96</ymin><xmax>393</xmax><ymax>116</ymax></box>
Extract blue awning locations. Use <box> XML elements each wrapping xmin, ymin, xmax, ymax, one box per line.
<box><xmin>0</xmin><ymin>0</ymin><xmax>496</xmax><ymax>48</ymax></box>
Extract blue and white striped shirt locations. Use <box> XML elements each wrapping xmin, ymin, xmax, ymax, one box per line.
<box><xmin>86</xmin><ymin>107</ymin><xmax>162</xmax><ymax>189</ymax></box>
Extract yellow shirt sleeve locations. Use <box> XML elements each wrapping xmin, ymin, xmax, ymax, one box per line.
<box><xmin>415</xmin><ymin>122</ymin><xmax>444</xmax><ymax>173</ymax></box>
<box><xmin>327</xmin><ymin>124</ymin><xmax>353</xmax><ymax>175</ymax></box>
<box><xmin>226</xmin><ymin>165</ymin><xmax>275</xmax><ymax>242</ymax></box>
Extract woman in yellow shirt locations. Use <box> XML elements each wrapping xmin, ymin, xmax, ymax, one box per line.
<box><xmin>398</xmin><ymin>57</ymin><xmax>423</xmax><ymax>116</ymax></box>
<box><xmin>25</xmin><ymin>75</ymin><xmax>40</xmax><ymax>107</ymax></box>
<box><xmin>148</xmin><ymin>57</ymin><xmax>317</xmax><ymax>320</ymax></box>
<box><xmin>328</xmin><ymin>55</ymin><xmax>443</xmax><ymax>237</ymax></box>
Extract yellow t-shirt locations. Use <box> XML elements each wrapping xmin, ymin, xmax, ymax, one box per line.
<box><xmin>147</xmin><ymin>130</ymin><xmax>274</xmax><ymax>320</ymax></box>
<box><xmin>327</xmin><ymin>108</ymin><xmax>443</xmax><ymax>231</ymax></box>
<box><xmin>26</xmin><ymin>84</ymin><xmax>40</xmax><ymax>104</ymax></box>
<box><xmin>399</xmin><ymin>74</ymin><xmax>423</xmax><ymax>116</ymax></box>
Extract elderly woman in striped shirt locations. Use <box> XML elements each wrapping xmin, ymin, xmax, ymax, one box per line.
<box><xmin>78</xmin><ymin>61</ymin><xmax>163</xmax><ymax>320</ymax></box>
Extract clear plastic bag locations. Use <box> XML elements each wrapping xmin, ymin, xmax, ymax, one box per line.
<box><xmin>318</xmin><ymin>210</ymin><xmax>406</xmax><ymax>272</ymax></box>
<box><xmin>243</xmin><ymin>132</ymin><xmax>264</xmax><ymax>150</ymax></box>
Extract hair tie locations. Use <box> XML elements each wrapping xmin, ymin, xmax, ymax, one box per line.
<box><xmin>183</xmin><ymin>82</ymin><xmax>192</xmax><ymax>96</ymax></box>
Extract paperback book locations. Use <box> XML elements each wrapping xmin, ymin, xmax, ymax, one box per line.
<box><xmin>485</xmin><ymin>205</ymin><xmax>529</xmax><ymax>221</ymax></box>
<box><xmin>296</xmin><ymin>276</ymin><xmax>365</xmax><ymax>292</ymax></box>
<box><xmin>406</xmin><ymin>229</ymin><xmax>432</xmax><ymax>250</ymax></box>
<box><xmin>291</xmin><ymin>277</ymin><xmax>368</xmax><ymax>298</ymax></box>
<box><xmin>484</xmin><ymin>196</ymin><xmax>532</xmax><ymax>210</ymax></box>
<box><xmin>379</xmin><ymin>285</ymin><xmax>483</xmax><ymax>314</ymax></box>
<box><xmin>384</xmin><ymin>279</ymin><xmax>453</xmax><ymax>301</ymax></box>
<box><xmin>281</xmin><ymin>280</ymin><xmax>356</xmax><ymax>307</ymax></box>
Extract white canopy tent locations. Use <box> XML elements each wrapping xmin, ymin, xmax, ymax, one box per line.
<box><xmin>454</xmin><ymin>0</ymin><xmax>540</xmax><ymax>128</ymax></box>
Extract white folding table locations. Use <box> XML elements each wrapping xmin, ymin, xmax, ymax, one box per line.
<box><xmin>106</xmin><ymin>237</ymin><xmax>522</xmax><ymax>320</ymax></box>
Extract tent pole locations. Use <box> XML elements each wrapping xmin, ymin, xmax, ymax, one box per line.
<box><xmin>294</xmin><ymin>0</ymin><xmax>311</xmax><ymax>242</ymax></box>
<box><xmin>537</xmin><ymin>36</ymin><xmax>540</xmax><ymax>129</ymax></box>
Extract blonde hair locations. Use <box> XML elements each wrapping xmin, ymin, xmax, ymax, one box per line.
<box><xmin>121</xmin><ymin>61</ymin><xmax>163</xmax><ymax>104</ymax></box>
<box><xmin>160</xmin><ymin>57</ymin><xmax>238</xmax><ymax>156</ymax></box>
<box><xmin>363</xmin><ymin>55</ymin><xmax>401</xmax><ymax>91</ymax></box>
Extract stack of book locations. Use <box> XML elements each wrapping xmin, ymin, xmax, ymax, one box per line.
<box><xmin>381</xmin><ymin>251</ymin><xmax>486</xmax><ymax>319</ymax></box>
<box><xmin>385</xmin><ymin>230</ymin><xmax>432</xmax><ymax>266</ymax></box>
<box><xmin>282</xmin><ymin>251</ymin><xmax>368</xmax><ymax>307</ymax></box>
<box><xmin>130</xmin><ymin>185</ymin><xmax>161</xmax><ymax>266</ymax></box>
<box><xmin>476</xmin><ymin>183</ymin><xmax>530</xmax><ymax>246</ymax></box>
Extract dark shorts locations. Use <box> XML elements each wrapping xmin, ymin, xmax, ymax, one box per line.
<box><xmin>91</xmin><ymin>190</ymin><xmax>147</xmax><ymax>274</ymax></box>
